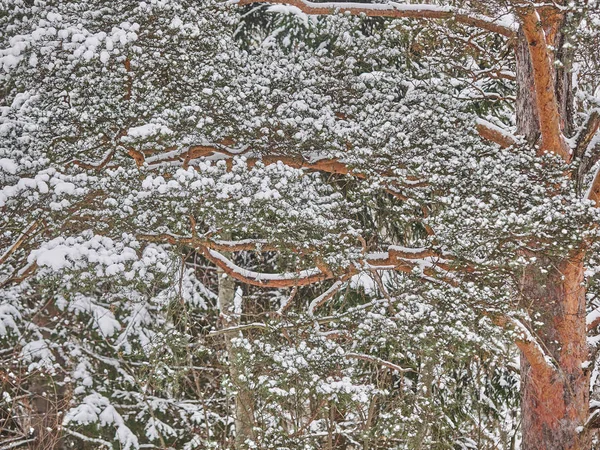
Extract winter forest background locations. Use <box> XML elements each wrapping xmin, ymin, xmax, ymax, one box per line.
<box><xmin>1</xmin><ymin>1</ymin><xmax>600</xmax><ymax>449</ymax></box>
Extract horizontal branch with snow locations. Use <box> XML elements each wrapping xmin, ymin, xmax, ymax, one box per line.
<box><xmin>138</xmin><ymin>233</ymin><xmax>460</xmax><ymax>288</ymax></box>
<box><xmin>476</xmin><ymin>119</ymin><xmax>517</xmax><ymax>149</ymax></box>
<box><xmin>235</xmin><ymin>0</ymin><xmax>516</xmax><ymax>38</ymax></box>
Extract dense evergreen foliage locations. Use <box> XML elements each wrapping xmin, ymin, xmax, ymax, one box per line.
<box><xmin>1</xmin><ymin>1</ymin><xmax>600</xmax><ymax>449</ymax></box>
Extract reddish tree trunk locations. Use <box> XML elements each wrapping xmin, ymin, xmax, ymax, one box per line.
<box><xmin>515</xmin><ymin>10</ymin><xmax>591</xmax><ymax>448</ymax></box>
<box><xmin>520</xmin><ymin>254</ymin><xmax>590</xmax><ymax>449</ymax></box>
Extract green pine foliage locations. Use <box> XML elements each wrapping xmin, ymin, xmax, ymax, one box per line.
<box><xmin>1</xmin><ymin>1</ymin><xmax>600</xmax><ymax>449</ymax></box>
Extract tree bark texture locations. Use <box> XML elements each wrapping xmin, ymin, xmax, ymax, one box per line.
<box><xmin>217</xmin><ymin>250</ymin><xmax>256</xmax><ymax>449</ymax></box>
<box><xmin>515</xmin><ymin>10</ymin><xmax>591</xmax><ymax>449</ymax></box>
<box><xmin>520</xmin><ymin>254</ymin><xmax>590</xmax><ymax>450</ymax></box>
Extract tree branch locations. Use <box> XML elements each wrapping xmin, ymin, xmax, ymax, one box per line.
<box><xmin>72</xmin><ymin>149</ymin><xmax>115</xmax><ymax>171</ymax></box>
<box><xmin>207</xmin><ymin>322</ymin><xmax>269</xmax><ymax>336</ymax></box>
<box><xmin>138</xmin><ymin>232</ymin><xmax>282</xmax><ymax>253</ymax></box>
<box><xmin>138</xmin><ymin>232</ymin><xmax>459</xmax><ymax>287</ymax></box>
<box><xmin>236</xmin><ymin>0</ymin><xmax>516</xmax><ymax>38</ymax></box>
<box><xmin>476</xmin><ymin>118</ymin><xmax>518</xmax><ymax>148</ymax></box>
<box><xmin>0</xmin><ymin>221</ymin><xmax>40</xmax><ymax>266</ymax></box>
<box><xmin>586</xmin><ymin>165</ymin><xmax>600</xmax><ymax>205</ymax></box>
<box><xmin>142</xmin><ymin>143</ymin><xmax>433</xmax><ymax>210</ymax></box>
<box><xmin>574</xmin><ymin>111</ymin><xmax>600</xmax><ymax>191</ymax></box>
<box><xmin>587</xmin><ymin>307</ymin><xmax>600</xmax><ymax>332</ymax></box>
<box><xmin>139</xmin><ymin>142</ymin><xmax>435</xmax><ymax>236</ymax></box>
<box><xmin>509</xmin><ymin>316</ymin><xmax>556</xmax><ymax>378</ymax></box>
<box><xmin>0</xmin><ymin>262</ymin><xmax>38</xmax><ymax>288</ymax></box>
<box><xmin>277</xmin><ymin>286</ymin><xmax>298</xmax><ymax>315</ymax></box>
<box><xmin>199</xmin><ymin>245</ymin><xmax>332</xmax><ymax>288</ymax></box>
<box><xmin>203</xmin><ymin>244</ymin><xmax>459</xmax><ymax>287</ymax></box>
<box><xmin>574</xmin><ymin>110</ymin><xmax>600</xmax><ymax>161</ymax></box>
<box><xmin>308</xmin><ymin>279</ymin><xmax>348</xmax><ymax>316</ymax></box>
<box><xmin>183</xmin><ymin>145</ymin><xmax>424</xmax><ymax>189</ymax></box>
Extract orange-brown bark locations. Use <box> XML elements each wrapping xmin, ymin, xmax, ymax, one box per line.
<box><xmin>236</xmin><ymin>0</ymin><xmax>516</xmax><ymax>38</ymax></box>
<box><xmin>138</xmin><ymin>233</ymin><xmax>457</xmax><ymax>288</ymax></box>
<box><xmin>518</xmin><ymin>7</ymin><xmax>570</xmax><ymax>160</ymax></box>
<box><xmin>476</xmin><ymin>120</ymin><xmax>518</xmax><ymax>148</ymax></box>
<box><xmin>578</xmin><ymin>112</ymin><xmax>600</xmax><ymax>202</ymax></box>
<box><xmin>512</xmin><ymin>5</ymin><xmax>594</xmax><ymax>448</ymax></box>
<box><xmin>73</xmin><ymin>150</ymin><xmax>115</xmax><ymax>170</ymax></box>
<box><xmin>519</xmin><ymin>252</ymin><xmax>590</xmax><ymax>450</ymax></box>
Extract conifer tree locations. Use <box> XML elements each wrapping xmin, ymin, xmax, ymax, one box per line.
<box><xmin>1</xmin><ymin>1</ymin><xmax>600</xmax><ymax>449</ymax></box>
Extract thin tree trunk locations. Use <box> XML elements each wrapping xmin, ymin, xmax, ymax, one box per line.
<box><xmin>25</xmin><ymin>376</ymin><xmax>66</xmax><ymax>450</ymax></box>
<box><xmin>217</xmin><ymin>247</ymin><xmax>256</xmax><ymax>449</ymax></box>
<box><xmin>23</xmin><ymin>302</ymin><xmax>67</xmax><ymax>449</ymax></box>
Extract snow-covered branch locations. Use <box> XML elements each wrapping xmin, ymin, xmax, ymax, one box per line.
<box><xmin>0</xmin><ymin>220</ymin><xmax>40</xmax><ymax>265</ymax></box>
<box><xmin>62</xmin><ymin>428</ymin><xmax>113</xmax><ymax>449</ymax></box>
<box><xmin>72</xmin><ymin>149</ymin><xmax>116</xmax><ymax>171</ymax></box>
<box><xmin>0</xmin><ymin>438</ymin><xmax>37</xmax><ymax>449</ymax></box>
<box><xmin>476</xmin><ymin>119</ymin><xmax>518</xmax><ymax>149</ymax></box>
<box><xmin>587</xmin><ymin>307</ymin><xmax>600</xmax><ymax>332</ymax></box>
<box><xmin>574</xmin><ymin>110</ymin><xmax>600</xmax><ymax>161</ymax></box>
<box><xmin>144</xmin><ymin>143</ymin><xmax>423</xmax><ymax>202</ymax></box>
<box><xmin>235</xmin><ymin>0</ymin><xmax>516</xmax><ymax>38</ymax></box>
<box><xmin>139</xmin><ymin>232</ymin><xmax>459</xmax><ymax>287</ymax></box>
<box><xmin>506</xmin><ymin>317</ymin><xmax>556</xmax><ymax>378</ymax></box>
<box><xmin>207</xmin><ymin>322</ymin><xmax>269</xmax><ymax>336</ymax></box>
<box><xmin>138</xmin><ymin>232</ymin><xmax>281</xmax><ymax>253</ymax></box>
<box><xmin>308</xmin><ymin>279</ymin><xmax>348</xmax><ymax>316</ymax></box>
<box><xmin>203</xmin><ymin>243</ymin><xmax>457</xmax><ymax>288</ymax></box>
<box><xmin>200</xmin><ymin>246</ymin><xmax>329</xmax><ymax>288</ymax></box>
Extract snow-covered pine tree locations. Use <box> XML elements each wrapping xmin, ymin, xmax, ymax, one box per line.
<box><xmin>228</xmin><ymin>2</ymin><xmax>600</xmax><ymax>449</ymax></box>
<box><xmin>2</xmin><ymin>0</ymin><xmax>600</xmax><ymax>449</ymax></box>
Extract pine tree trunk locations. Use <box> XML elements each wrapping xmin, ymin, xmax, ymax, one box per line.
<box><xmin>217</xmin><ymin>250</ymin><xmax>256</xmax><ymax>449</ymax></box>
<box><xmin>515</xmin><ymin>12</ymin><xmax>591</xmax><ymax>449</ymax></box>
<box><xmin>519</xmin><ymin>254</ymin><xmax>590</xmax><ymax>450</ymax></box>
